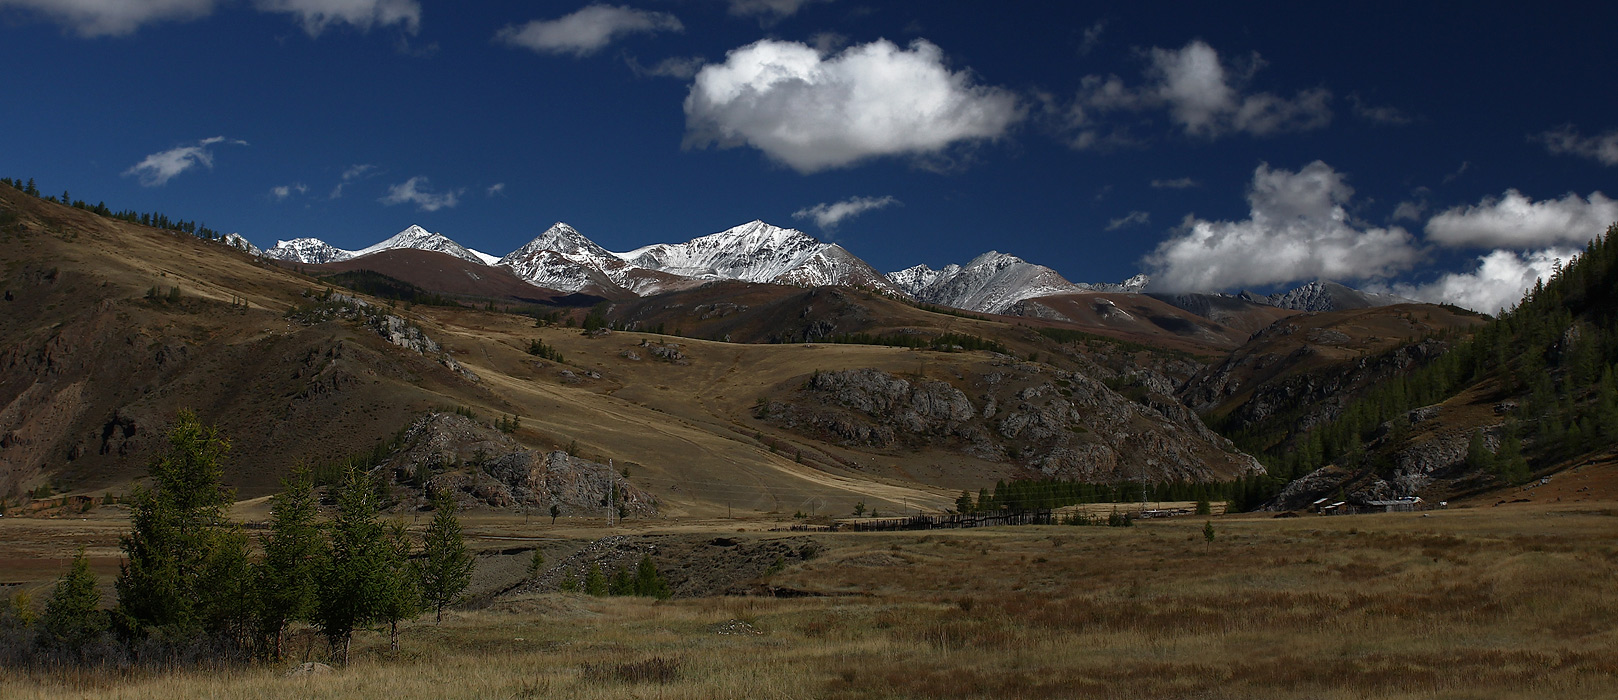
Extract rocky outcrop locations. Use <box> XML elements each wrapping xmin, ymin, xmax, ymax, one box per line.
<box><xmin>389</xmin><ymin>412</ymin><xmax>655</xmax><ymax>517</ymax></box>
<box><xmin>759</xmin><ymin>367</ymin><xmax>1262</xmax><ymax>483</ymax></box>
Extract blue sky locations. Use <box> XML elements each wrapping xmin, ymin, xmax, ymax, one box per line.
<box><xmin>2</xmin><ymin>0</ymin><xmax>1615</xmax><ymax>312</ymax></box>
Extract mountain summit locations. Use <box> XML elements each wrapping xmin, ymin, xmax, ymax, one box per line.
<box><xmin>888</xmin><ymin>251</ymin><xmax>1144</xmax><ymax>314</ymax></box>
<box><xmin>352</xmin><ymin>225</ymin><xmax>487</xmax><ymax>265</ymax></box>
<box><xmin>618</xmin><ymin>220</ymin><xmax>903</xmax><ymax>295</ymax></box>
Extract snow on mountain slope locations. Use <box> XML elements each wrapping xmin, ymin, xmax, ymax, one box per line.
<box><xmin>887</xmin><ymin>251</ymin><xmax>1099</xmax><ymax>314</ymax></box>
<box><xmin>352</xmin><ymin>225</ymin><xmax>485</xmax><ymax>264</ymax></box>
<box><xmin>498</xmin><ymin>222</ymin><xmax>645</xmax><ymax>293</ymax></box>
<box><xmin>619</xmin><ymin>220</ymin><xmax>903</xmax><ymax>294</ymax></box>
<box><xmin>221</xmin><ymin>233</ymin><xmax>261</xmax><ymax>256</ymax></box>
<box><xmin>264</xmin><ymin>237</ymin><xmax>355</xmax><ymax>264</ymax></box>
<box><xmin>468</xmin><ymin>248</ymin><xmax>501</xmax><ymax>265</ymax></box>
<box><xmin>1265</xmin><ymin>281</ymin><xmax>1412</xmax><ymax>312</ymax></box>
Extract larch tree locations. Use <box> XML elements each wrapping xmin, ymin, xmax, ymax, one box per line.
<box><xmin>314</xmin><ymin>464</ymin><xmax>389</xmax><ymax>664</ymax></box>
<box><xmin>114</xmin><ymin>410</ymin><xmax>249</xmax><ymax>644</ymax></box>
<box><xmin>417</xmin><ymin>492</ymin><xmax>473</xmax><ymax>624</ymax></box>
<box><xmin>253</xmin><ymin>463</ymin><xmax>321</xmax><ymax>660</ymax></box>
<box><xmin>41</xmin><ymin>547</ymin><xmax>106</xmax><ymax>658</ymax></box>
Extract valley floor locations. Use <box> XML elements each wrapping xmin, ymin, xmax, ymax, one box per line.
<box><xmin>4</xmin><ymin>499</ymin><xmax>1618</xmax><ymax>699</ymax></box>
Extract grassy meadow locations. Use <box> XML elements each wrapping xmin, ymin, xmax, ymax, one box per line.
<box><xmin>4</xmin><ymin>501</ymin><xmax>1617</xmax><ymax>699</ymax></box>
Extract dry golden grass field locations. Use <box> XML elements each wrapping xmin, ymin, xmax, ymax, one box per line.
<box><xmin>4</xmin><ymin>492</ymin><xmax>1617</xmax><ymax>700</ymax></box>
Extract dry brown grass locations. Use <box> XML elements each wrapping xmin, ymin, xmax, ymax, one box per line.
<box><xmin>5</xmin><ymin>503</ymin><xmax>1617</xmax><ymax>699</ymax></box>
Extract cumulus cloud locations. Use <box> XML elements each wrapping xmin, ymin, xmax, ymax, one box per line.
<box><xmin>329</xmin><ymin>163</ymin><xmax>375</xmax><ymax>198</ymax></box>
<box><xmin>1150</xmin><ymin>177</ymin><xmax>1197</xmax><ymax>189</ymax></box>
<box><xmin>792</xmin><ymin>195</ymin><xmax>898</xmax><ymax>230</ymax></box>
<box><xmin>684</xmin><ymin>38</ymin><xmax>1023</xmax><ymax>173</ymax></box>
<box><xmin>496</xmin><ymin>5</ymin><xmax>681</xmax><ymax>57</ymax></box>
<box><xmin>379</xmin><ymin>176</ymin><xmax>462</xmax><ymax>212</ymax></box>
<box><xmin>1142</xmin><ymin>161</ymin><xmax>1421</xmax><ymax>292</ymax></box>
<box><xmin>486</xmin><ymin>182</ymin><xmax>506</xmax><ymax>197</ymax></box>
<box><xmin>271</xmin><ymin>183</ymin><xmax>308</xmax><ymax>200</ymax></box>
<box><xmin>1106</xmin><ymin>211</ymin><xmax>1150</xmax><ymax>231</ymax></box>
<box><xmin>252</xmin><ymin>0</ymin><xmax>418</xmax><ymax>35</ymax></box>
<box><xmin>0</xmin><ymin>0</ymin><xmax>215</xmax><ymax>37</ymax></box>
<box><xmin>1425</xmin><ymin>189</ymin><xmax>1618</xmax><ymax>249</ymax></box>
<box><xmin>1534</xmin><ymin>125</ymin><xmax>1618</xmax><ymax>166</ymax></box>
<box><xmin>1067</xmin><ymin>40</ymin><xmax>1330</xmax><ymax>146</ymax></box>
<box><xmin>1390</xmin><ymin>247</ymin><xmax>1579</xmax><ymax>315</ymax></box>
<box><xmin>123</xmin><ymin>136</ymin><xmax>246</xmax><ymax>187</ymax></box>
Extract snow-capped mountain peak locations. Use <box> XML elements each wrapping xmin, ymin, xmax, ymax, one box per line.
<box><xmin>221</xmin><ymin>233</ymin><xmax>261</xmax><ymax>256</ymax></box>
<box><xmin>503</xmin><ymin>222</ymin><xmax>616</xmax><ymax>262</ymax></box>
<box><xmin>620</xmin><ymin>220</ymin><xmax>899</xmax><ymax>295</ymax></box>
<box><xmin>264</xmin><ymin>237</ymin><xmax>355</xmax><ymax>264</ymax></box>
<box><xmin>352</xmin><ymin>224</ymin><xmax>484</xmax><ymax>264</ymax></box>
<box><xmin>888</xmin><ymin>251</ymin><xmax>1092</xmax><ymax>314</ymax></box>
<box><xmin>496</xmin><ymin>222</ymin><xmax>647</xmax><ymax>294</ymax></box>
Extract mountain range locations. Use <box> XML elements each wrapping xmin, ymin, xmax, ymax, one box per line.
<box><xmin>260</xmin><ymin>221</ymin><xmax>1408</xmax><ymax>316</ymax></box>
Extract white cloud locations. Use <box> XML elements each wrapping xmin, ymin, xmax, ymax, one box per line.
<box><xmin>1067</xmin><ymin>40</ymin><xmax>1330</xmax><ymax>146</ymax></box>
<box><xmin>627</xmin><ymin>55</ymin><xmax>706</xmax><ymax>79</ymax></box>
<box><xmin>123</xmin><ymin>136</ymin><xmax>246</xmax><ymax>187</ymax></box>
<box><xmin>1390</xmin><ymin>247</ymin><xmax>1579</xmax><ymax>315</ymax></box>
<box><xmin>1441</xmin><ymin>160</ymin><xmax>1470</xmax><ymax>184</ymax></box>
<box><xmin>329</xmin><ymin>163</ymin><xmax>375</xmax><ymax>199</ymax></box>
<box><xmin>1349</xmin><ymin>94</ymin><xmax>1410</xmax><ymax>125</ymax></box>
<box><xmin>1149</xmin><ymin>177</ymin><xmax>1197</xmax><ymax>189</ymax></box>
<box><xmin>1425</xmin><ymin>189</ymin><xmax>1618</xmax><ymax>248</ymax></box>
<box><xmin>1534</xmin><ymin>125</ymin><xmax>1618</xmax><ymax>166</ymax></box>
<box><xmin>0</xmin><ymin>0</ymin><xmax>215</xmax><ymax>37</ymax></box>
<box><xmin>495</xmin><ymin>5</ymin><xmax>681</xmax><ymax>57</ymax></box>
<box><xmin>1106</xmin><ymin>211</ymin><xmax>1150</xmax><ymax>231</ymax></box>
<box><xmin>1390</xmin><ymin>200</ymin><xmax>1427</xmax><ymax>222</ymax></box>
<box><xmin>792</xmin><ymin>195</ymin><xmax>898</xmax><ymax>229</ymax></box>
<box><xmin>486</xmin><ymin>182</ymin><xmax>505</xmax><ymax>197</ymax></box>
<box><xmin>727</xmin><ymin>0</ymin><xmax>824</xmax><ymax>21</ymax></box>
<box><xmin>252</xmin><ymin>0</ymin><xmax>420</xmax><ymax>36</ymax></box>
<box><xmin>379</xmin><ymin>176</ymin><xmax>462</xmax><ymax>212</ymax></box>
<box><xmin>271</xmin><ymin>183</ymin><xmax>308</xmax><ymax>200</ymax></box>
<box><xmin>1078</xmin><ymin>20</ymin><xmax>1106</xmax><ymax>56</ymax></box>
<box><xmin>684</xmin><ymin>38</ymin><xmax>1023</xmax><ymax>173</ymax></box>
<box><xmin>1142</xmin><ymin>161</ymin><xmax>1421</xmax><ymax>292</ymax></box>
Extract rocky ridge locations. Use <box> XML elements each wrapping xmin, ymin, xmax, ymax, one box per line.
<box><xmin>759</xmin><ymin>366</ymin><xmax>1262</xmax><ymax>483</ymax></box>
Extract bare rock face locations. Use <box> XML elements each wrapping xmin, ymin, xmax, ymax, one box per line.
<box><xmin>486</xmin><ymin>450</ymin><xmax>656</xmax><ymax>517</ymax></box>
<box><xmin>759</xmin><ymin>367</ymin><xmax>1261</xmax><ymax>483</ymax></box>
<box><xmin>389</xmin><ymin>412</ymin><xmax>656</xmax><ymax>517</ymax></box>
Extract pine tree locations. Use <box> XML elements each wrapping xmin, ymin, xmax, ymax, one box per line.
<box><xmin>41</xmin><ymin>547</ymin><xmax>106</xmax><ymax>658</ymax></box>
<box><xmin>253</xmin><ymin>463</ymin><xmax>321</xmax><ymax>660</ymax></box>
<box><xmin>114</xmin><ymin>410</ymin><xmax>240</xmax><ymax>642</ymax></box>
<box><xmin>315</xmin><ymin>463</ymin><xmax>389</xmax><ymax>664</ymax></box>
<box><xmin>955</xmin><ymin>490</ymin><xmax>974</xmax><ymax>514</ymax></box>
<box><xmin>417</xmin><ymin>492</ymin><xmax>473</xmax><ymax>624</ymax></box>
